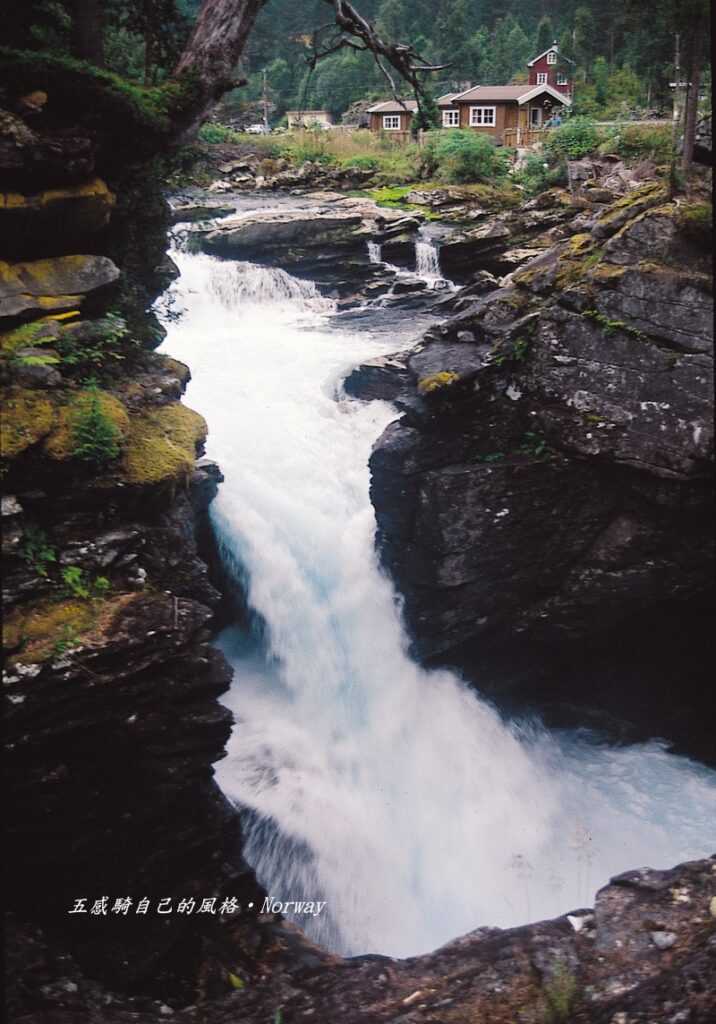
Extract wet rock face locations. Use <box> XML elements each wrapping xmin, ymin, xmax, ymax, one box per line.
<box><xmin>199</xmin><ymin>197</ymin><xmax>422</xmax><ymax>262</ymax></box>
<box><xmin>3</xmin><ymin>424</ymin><xmax>262</xmax><ymax>996</ymax></box>
<box><xmin>1</xmin><ymin>97</ymin><xmax>261</xmax><ymax>1001</ymax></box>
<box><xmin>7</xmin><ymin>857</ymin><xmax>716</xmax><ymax>1022</ymax></box>
<box><xmin>368</xmin><ymin>188</ymin><xmax>714</xmax><ymax>746</ymax></box>
<box><xmin>0</xmin><ymin>177</ymin><xmax>116</xmax><ymax>259</ymax></box>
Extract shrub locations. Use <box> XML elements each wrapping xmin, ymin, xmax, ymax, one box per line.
<box><xmin>608</xmin><ymin>124</ymin><xmax>673</xmax><ymax>163</ymax></box>
<box><xmin>422</xmin><ymin>130</ymin><xmax>510</xmax><ymax>184</ymax></box>
<box><xmin>340</xmin><ymin>154</ymin><xmax>379</xmax><ymax>171</ymax></box>
<box><xmin>71</xmin><ymin>386</ymin><xmax>122</xmax><ymax>466</ymax></box>
<box><xmin>279</xmin><ymin>133</ymin><xmax>336</xmax><ymax>165</ymax></box>
<box><xmin>197</xmin><ymin>121</ymin><xmax>242</xmax><ymax>144</ymax></box>
<box><xmin>61</xmin><ymin>565</ymin><xmax>110</xmax><ymax>600</ymax></box>
<box><xmin>57</xmin><ymin>313</ymin><xmax>131</xmax><ymax>374</ymax></box>
<box><xmin>513</xmin><ymin>153</ymin><xmax>567</xmax><ymax>195</ymax></box>
<box><xmin>544</xmin><ymin>117</ymin><xmax>600</xmax><ymax>160</ymax></box>
<box><xmin>20</xmin><ymin>526</ymin><xmax>57</xmax><ymax>577</ymax></box>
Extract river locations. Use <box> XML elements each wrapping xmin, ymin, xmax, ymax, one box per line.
<box><xmin>158</xmin><ymin>199</ymin><xmax>716</xmax><ymax>959</ymax></box>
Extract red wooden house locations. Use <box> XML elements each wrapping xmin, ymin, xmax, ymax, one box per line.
<box><xmin>527</xmin><ymin>42</ymin><xmax>575</xmax><ymax>99</ymax></box>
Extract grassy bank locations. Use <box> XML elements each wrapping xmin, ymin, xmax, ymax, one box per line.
<box><xmin>192</xmin><ymin>120</ymin><xmax>675</xmax><ymax>195</ymax></box>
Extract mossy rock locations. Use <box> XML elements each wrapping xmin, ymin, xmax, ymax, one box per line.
<box><xmin>0</xmin><ymin>178</ymin><xmax>116</xmax><ymax>259</ymax></box>
<box><xmin>587</xmin><ymin>263</ymin><xmax>628</xmax><ymax>284</ymax></box>
<box><xmin>0</xmin><ymin>318</ymin><xmax>61</xmax><ymax>357</ymax></box>
<box><xmin>676</xmin><ymin>201</ymin><xmax>712</xmax><ymax>248</ymax></box>
<box><xmin>0</xmin><ymin>254</ymin><xmax>120</xmax><ymax>320</ymax></box>
<box><xmin>121</xmin><ymin>402</ymin><xmax>207</xmax><ymax>485</ymax></box>
<box><xmin>3</xmin><ymin>593</ymin><xmax>134</xmax><ymax>666</ymax></box>
<box><xmin>417</xmin><ymin>371</ymin><xmax>459</xmax><ymax>394</ymax></box>
<box><xmin>0</xmin><ymin>386</ymin><xmax>57</xmax><ymax>458</ymax></box>
<box><xmin>43</xmin><ymin>390</ymin><xmax>130</xmax><ymax>461</ymax></box>
<box><xmin>3</xmin><ymin>598</ymin><xmax>96</xmax><ymax>665</ymax></box>
<box><xmin>156</xmin><ymin>355</ymin><xmax>191</xmax><ymax>387</ymax></box>
<box><xmin>0</xmin><ymin>48</ymin><xmax>182</xmax><ymax>143</ymax></box>
<box><xmin>592</xmin><ymin>182</ymin><xmax>668</xmax><ymax>238</ymax></box>
<box><xmin>565</xmin><ymin>233</ymin><xmax>594</xmax><ymax>256</ymax></box>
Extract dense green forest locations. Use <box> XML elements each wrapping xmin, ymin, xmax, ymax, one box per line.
<box><xmin>6</xmin><ymin>1</ymin><xmax>711</xmax><ymax>123</ymax></box>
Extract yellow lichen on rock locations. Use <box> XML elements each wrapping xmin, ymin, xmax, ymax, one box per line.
<box><xmin>0</xmin><ymin>255</ymin><xmax>120</xmax><ymax>318</ymax></box>
<box><xmin>121</xmin><ymin>402</ymin><xmax>207</xmax><ymax>485</ymax></box>
<box><xmin>0</xmin><ymin>387</ymin><xmax>58</xmax><ymax>459</ymax></box>
<box><xmin>417</xmin><ymin>371</ymin><xmax>459</xmax><ymax>395</ymax></box>
<box><xmin>588</xmin><ymin>263</ymin><xmax>628</xmax><ymax>283</ymax></box>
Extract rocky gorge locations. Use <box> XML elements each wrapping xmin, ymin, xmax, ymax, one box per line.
<box><xmin>2</xmin><ymin>58</ymin><xmax>715</xmax><ymax>1024</ymax></box>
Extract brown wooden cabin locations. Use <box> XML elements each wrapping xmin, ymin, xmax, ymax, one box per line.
<box><xmin>367</xmin><ymin>99</ymin><xmax>417</xmax><ymax>133</ymax></box>
<box><xmin>527</xmin><ymin>43</ymin><xmax>575</xmax><ymax>99</ymax></box>
<box><xmin>437</xmin><ymin>92</ymin><xmax>462</xmax><ymax>128</ymax></box>
<box><xmin>449</xmin><ymin>83</ymin><xmax>571</xmax><ymax>145</ymax></box>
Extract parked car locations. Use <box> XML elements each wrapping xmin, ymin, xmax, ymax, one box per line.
<box><xmin>246</xmin><ymin>123</ymin><xmax>271</xmax><ymax>134</ymax></box>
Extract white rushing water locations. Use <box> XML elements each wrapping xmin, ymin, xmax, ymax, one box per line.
<box><xmin>415</xmin><ymin>238</ymin><xmax>442</xmax><ymax>281</ymax></box>
<box><xmin>160</xmin><ymin>242</ymin><xmax>716</xmax><ymax>959</ymax></box>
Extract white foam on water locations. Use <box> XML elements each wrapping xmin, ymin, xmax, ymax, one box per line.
<box><xmin>159</xmin><ymin>245</ymin><xmax>716</xmax><ymax>958</ymax></box>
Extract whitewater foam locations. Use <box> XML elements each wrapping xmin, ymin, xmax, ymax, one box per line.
<box><xmin>159</xmin><ymin>244</ymin><xmax>716</xmax><ymax>958</ymax></box>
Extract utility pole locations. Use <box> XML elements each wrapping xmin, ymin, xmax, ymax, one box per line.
<box><xmin>262</xmin><ymin>68</ymin><xmax>269</xmax><ymax>132</ymax></box>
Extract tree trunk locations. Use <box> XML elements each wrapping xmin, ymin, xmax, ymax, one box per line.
<box><xmin>681</xmin><ymin>26</ymin><xmax>705</xmax><ymax>175</ymax></box>
<box><xmin>172</xmin><ymin>0</ymin><xmax>269</xmax><ymax>132</ymax></box>
<box><xmin>70</xmin><ymin>0</ymin><xmax>104</xmax><ymax>66</ymax></box>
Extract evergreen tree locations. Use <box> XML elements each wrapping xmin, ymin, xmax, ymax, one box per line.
<box><xmin>534</xmin><ymin>15</ymin><xmax>554</xmax><ymax>57</ymax></box>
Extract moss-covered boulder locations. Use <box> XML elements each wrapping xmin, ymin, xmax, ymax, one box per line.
<box><xmin>0</xmin><ymin>178</ymin><xmax>115</xmax><ymax>259</ymax></box>
<box><xmin>0</xmin><ymin>386</ymin><xmax>57</xmax><ymax>458</ymax></box>
<box><xmin>121</xmin><ymin>403</ymin><xmax>207</xmax><ymax>485</ymax></box>
<box><xmin>43</xmin><ymin>390</ymin><xmax>130</xmax><ymax>461</ymax></box>
<box><xmin>0</xmin><ymin>254</ymin><xmax>120</xmax><ymax>320</ymax></box>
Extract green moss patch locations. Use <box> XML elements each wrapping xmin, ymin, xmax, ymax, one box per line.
<box><xmin>43</xmin><ymin>391</ymin><xmax>130</xmax><ymax>461</ymax></box>
<box><xmin>3</xmin><ymin>593</ymin><xmax>134</xmax><ymax>666</ymax></box>
<box><xmin>0</xmin><ymin>387</ymin><xmax>57</xmax><ymax>458</ymax></box>
<box><xmin>0</xmin><ymin>48</ymin><xmax>181</xmax><ymax>141</ymax></box>
<box><xmin>3</xmin><ymin>598</ymin><xmax>96</xmax><ymax>665</ymax></box>
<box><xmin>121</xmin><ymin>402</ymin><xmax>207</xmax><ymax>485</ymax></box>
<box><xmin>676</xmin><ymin>201</ymin><xmax>712</xmax><ymax>248</ymax></box>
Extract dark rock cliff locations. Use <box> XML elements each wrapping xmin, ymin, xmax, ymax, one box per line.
<box><xmin>1</xmin><ymin>74</ymin><xmax>262</xmax><ymax>1001</ymax></box>
<box><xmin>367</xmin><ymin>181</ymin><xmax>714</xmax><ymax>756</ymax></box>
<box><xmin>8</xmin><ymin>857</ymin><xmax>716</xmax><ymax>1022</ymax></box>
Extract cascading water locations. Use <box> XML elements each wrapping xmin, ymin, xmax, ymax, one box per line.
<box><xmin>367</xmin><ymin>240</ymin><xmax>383</xmax><ymax>264</ymax></box>
<box><xmin>415</xmin><ymin>238</ymin><xmax>442</xmax><ymax>281</ymax></box>
<box><xmin>160</xmin><ymin>237</ymin><xmax>716</xmax><ymax>960</ymax></box>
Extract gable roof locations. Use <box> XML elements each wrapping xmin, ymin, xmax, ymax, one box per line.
<box><xmin>366</xmin><ymin>99</ymin><xmax>418</xmax><ymax>114</ymax></box>
<box><xmin>452</xmin><ymin>85</ymin><xmax>531</xmax><ymax>103</ymax></box>
<box><xmin>527</xmin><ymin>44</ymin><xmax>575</xmax><ymax>67</ymax></box>
<box><xmin>437</xmin><ymin>92</ymin><xmax>461</xmax><ymax>107</ymax></box>
<box><xmin>452</xmin><ymin>83</ymin><xmax>571</xmax><ymax>106</ymax></box>
<box><xmin>516</xmin><ymin>83</ymin><xmax>572</xmax><ymax>106</ymax></box>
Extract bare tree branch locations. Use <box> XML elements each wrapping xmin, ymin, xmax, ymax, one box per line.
<box><xmin>172</xmin><ymin>0</ymin><xmax>449</xmax><ymax>136</ymax></box>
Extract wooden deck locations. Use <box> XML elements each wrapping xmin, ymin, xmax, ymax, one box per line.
<box><xmin>502</xmin><ymin>127</ymin><xmax>552</xmax><ymax>148</ymax></box>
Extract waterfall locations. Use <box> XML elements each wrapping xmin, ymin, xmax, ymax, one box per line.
<box><xmin>159</xmin><ymin>243</ymin><xmax>716</xmax><ymax>961</ymax></box>
<box><xmin>415</xmin><ymin>238</ymin><xmax>442</xmax><ymax>280</ymax></box>
<box><xmin>187</xmin><ymin>252</ymin><xmax>334</xmax><ymax>315</ymax></box>
<box><xmin>367</xmin><ymin>240</ymin><xmax>383</xmax><ymax>264</ymax></box>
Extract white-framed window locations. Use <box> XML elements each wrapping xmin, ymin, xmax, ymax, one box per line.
<box><xmin>537</xmin><ymin>72</ymin><xmax>548</xmax><ymax>85</ymax></box>
<box><xmin>383</xmin><ymin>114</ymin><xmax>401</xmax><ymax>130</ymax></box>
<box><xmin>469</xmin><ymin>105</ymin><xmax>496</xmax><ymax>126</ymax></box>
<box><xmin>557</xmin><ymin>73</ymin><xmax>568</xmax><ymax>85</ymax></box>
<box><xmin>530</xmin><ymin>106</ymin><xmax>543</xmax><ymax>128</ymax></box>
<box><xmin>547</xmin><ymin>51</ymin><xmax>557</xmax><ymax>64</ymax></box>
<box><xmin>442</xmin><ymin>109</ymin><xmax>460</xmax><ymax>127</ymax></box>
